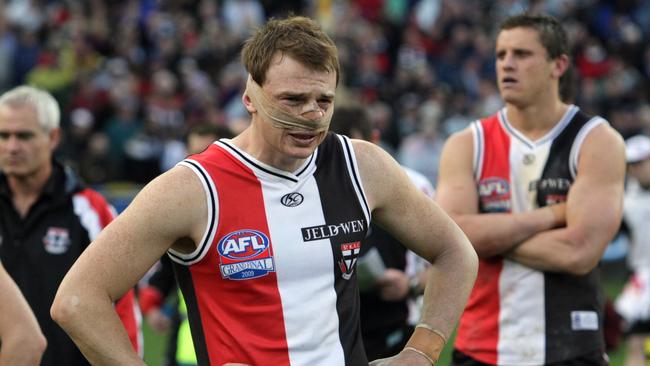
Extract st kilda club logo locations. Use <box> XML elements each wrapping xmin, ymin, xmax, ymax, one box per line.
<box><xmin>281</xmin><ymin>192</ymin><xmax>304</xmax><ymax>207</ymax></box>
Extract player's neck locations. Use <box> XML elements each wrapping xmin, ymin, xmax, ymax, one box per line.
<box><xmin>505</xmin><ymin>100</ymin><xmax>569</xmax><ymax>140</ymax></box>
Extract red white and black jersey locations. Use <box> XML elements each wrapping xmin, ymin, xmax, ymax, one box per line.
<box><xmin>0</xmin><ymin>162</ymin><xmax>142</xmax><ymax>366</ymax></box>
<box><xmin>455</xmin><ymin>106</ymin><xmax>607</xmax><ymax>365</ymax></box>
<box><xmin>169</xmin><ymin>132</ymin><xmax>371</xmax><ymax>366</ymax></box>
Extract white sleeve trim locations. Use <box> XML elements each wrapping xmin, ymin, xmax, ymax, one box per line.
<box><xmin>471</xmin><ymin>121</ymin><xmax>484</xmax><ymax>181</ymax></box>
<box><xmin>167</xmin><ymin>159</ymin><xmax>219</xmax><ymax>266</ymax></box>
<box><xmin>337</xmin><ymin>135</ymin><xmax>372</xmax><ymax>226</ymax></box>
<box><xmin>569</xmin><ymin>117</ymin><xmax>608</xmax><ymax>179</ymax></box>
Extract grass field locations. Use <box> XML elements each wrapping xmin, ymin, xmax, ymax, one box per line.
<box><xmin>141</xmin><ymin>261</ymin><xmax>631</xmax><ymax>366</ymax></box>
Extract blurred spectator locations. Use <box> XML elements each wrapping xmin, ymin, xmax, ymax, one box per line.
<box><xmin>615</xmin><ymin>135</ymin><xmax>650</xmax><ymax>366</ymax></box>
<box><xmin>103</xmin><ymin>98</ymin><xmax>142</xmax><ymax>180</ymax></box>
<box><xmin>397</xmin><ymin>95</ymin><xmax>445</xmax><ymax>185</ymax></box>
<box><xmin>0</xmin><ymin>11</ymin><xmax>17</xmax><ymax>92</ymax></box>
<box><xmin>0</xmin><ymin>0</ymin><xmax>645</xmax><ymax>193</ymax></box>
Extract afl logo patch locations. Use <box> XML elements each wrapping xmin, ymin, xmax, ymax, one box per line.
<box><xmin>217</xmin><ymin>229</ymin><xmax>275</xmax><ymax>280</ymax></box>
<box><xmin>478</xmin><ymin>177</ymin><xmax>511</xmax><ymax>212</ymax></box>
<box><xmin>281</xmin><ymin>192</ymin><xmax>304</xmax><ymax>207</ymax></box>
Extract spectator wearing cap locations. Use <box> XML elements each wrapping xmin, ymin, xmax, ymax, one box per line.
<box><xmin>615</xmin><ymin>134</ymin><xmax>650</xmax><ymax>366</ymax></box>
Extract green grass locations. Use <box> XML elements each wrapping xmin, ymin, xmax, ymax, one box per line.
<box><xmin>143</xmin><ymin>323</ymin><xmax>168</xmax><ymax>366</ymax></box>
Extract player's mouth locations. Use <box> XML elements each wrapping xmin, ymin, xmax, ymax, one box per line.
<box><xmin>288</xmin><ymin>131</ymin><xmax>319</xmax><ymax>145</ymax></box>
<box><xmin>501</xmin><ymin>76</ymin><xmax>518</xmax><ymax>87</ymax></box>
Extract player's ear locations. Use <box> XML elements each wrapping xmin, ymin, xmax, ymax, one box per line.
<box><xmin>552</xmin><ymin>54</ymin><xmax>570</xmax><ymax>79</ymax></box>
<box><xmin>49</xmin><ymin>127</ymin><xmax>61</xmax><ymax>149</ymax></box>
<box><xmin>242</xmin><ymin>92</ymin><xmax>256</xmax><ymax>114</ymax></box>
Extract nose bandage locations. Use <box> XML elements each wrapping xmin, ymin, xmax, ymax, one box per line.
<box><xmin>245</xmin><ymin>75</ymin><xmax>333</xmax><ymax>132</ymax></box>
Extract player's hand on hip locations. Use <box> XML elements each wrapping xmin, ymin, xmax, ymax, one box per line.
<box><xmin>369</xmin><ymin>349</ymin><xmax>435</xmax><ymax>365</ymax></box>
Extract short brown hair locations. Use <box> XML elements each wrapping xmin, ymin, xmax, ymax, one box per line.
<box><xmin>241</xmin><ymin>16</ymin><xmax>340</xmax><ymax>86</ymax></box>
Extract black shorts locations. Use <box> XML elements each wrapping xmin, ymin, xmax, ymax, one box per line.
<box><xmin>627</xmin><ymin>319</ymin><xmax>650</xmax><ymax>335</ymax></box>
<box><xmin>451</xmin><ymin>349</ymin><xmax>608</xmax><ymax>366</ymax></box>
<box><xmin>364</xmin><ymin>324</ymin><xmax>414</xmax><ymax>362</ymax></box>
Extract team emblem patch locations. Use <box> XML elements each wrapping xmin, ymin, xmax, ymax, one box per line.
<box><xmin>217</xmin><ymin>229</ymin><xmax>275</xmax><ymax>280</ymax></box>
<box><xmin>43</xmin><ymin>227</ymin><xmax>71</xmax><ymax>254</ymax></box>
<box><xmin>281</xmin><ymin>192</ymin><xmax>303</xmax><ymax>207</ymax></box>
<box><xmin>338</xmin><ymin>241</ymin><xmax>361</xmax><ymax>280</ymax></box>
<box><xmin>523</xmin><ymin>153</ymin><xmax>536</xmax><ymax>165</ymax></box>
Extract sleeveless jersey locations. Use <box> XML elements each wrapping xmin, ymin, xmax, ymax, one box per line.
<box><xmin>169</xmin><ymin>132</ymin><xmax>371</xmax><ymax>366</ymax></box>
<box><xmin>454</xmin><ymin>106</ymin><xmax>607</xmax><ymax>365</ymax></box>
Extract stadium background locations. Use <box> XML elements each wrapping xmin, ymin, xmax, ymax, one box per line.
<box><xmin>1</xmin><ymin>0</ymin><xmax>648</xmax><ymax>364</ymax></box>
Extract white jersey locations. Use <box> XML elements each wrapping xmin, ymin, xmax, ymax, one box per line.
<box><xmin>623</xmin><ymin>179</ymin><xmax>650</xmax><ymax>270</ymax></box>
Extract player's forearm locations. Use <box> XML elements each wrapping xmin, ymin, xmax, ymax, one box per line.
<box><xmin>452</xmin><ymin>205</ymin><xmax>562</xmax><ymax>258</ymax></box>
<box><xmin>404</xmin><ymin>232</ymin><xmax>477</xmax><ymax>364</ymax></box>
<box><xmin>506</xmin><ymin>227</ymin><xmax>600</xmax><ymax>275</ymax></box>
<box><xmin>51</xmin><ymin>288</ymin><xmax>144</xmax><ymax>365</ymax></box>
<box><xmin>0</xmin><ymin>328</ymin><xmax>46</xmax><ymax>366</ymax></box>
<box><xmin>418</xmin><ymin>231</ymin><xmax>478</xmax><ymax>338</ymax></box>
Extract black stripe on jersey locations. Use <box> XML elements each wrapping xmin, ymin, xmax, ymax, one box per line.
<box><xmin>537</xmin><ymin>110</ymin><xmax>606</xmax><ymax>362</ymax></box>
<box><xmin>218</xmin><ymin>141</ymin><xmax>299</xmax><ymax>183</ymax></box>
<box><xmin>339</xmin><ymin>136</ymin><xmax>370</xmax><ymax>221</ymax></box>
<box><xmin>168</xmin><ymin>160</ymin><xmax>216</xmax><ymax>264</ymax></box>
<box><xmin>314</xmin><ymin>133</ymin><xmax>369</xmax><ymax>365</ymax></box>
<box><xmin>172</xmin><ymin>263</ymin><xmax>211</xmax><ymax>365</ymax></box>
<box><xmin>535</xmin><ymin>106</ymin><xmax>577</xmax><ymax>146</ymax></box>
<box><xmin>535</xmin><ymin>110</ymin><xmax>589</xmax><ymax>208</ymax></box>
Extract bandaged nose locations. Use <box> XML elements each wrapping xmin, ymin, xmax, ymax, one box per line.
<box><xmin>301</xmin><ymin>106</ymin><xmax>325</xmax><ymax>119</ymax></box>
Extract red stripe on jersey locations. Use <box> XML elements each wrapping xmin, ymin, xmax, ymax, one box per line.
<box><xmin>455</xmin><ymin>115</ymin><xmax>511</xmax><ymax>364</ymax></box>
<box><xmin>189</xmin><ymin>145</ymin><xmax>290</xmax><ymax>365</ymax></box>
<box><xmin>77</xmin><ymin>188</ymin><xmax>116</xmax><ymax>227</ymax></box>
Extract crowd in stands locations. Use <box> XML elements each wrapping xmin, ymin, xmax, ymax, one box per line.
<box><xmin>0</xmin><ymin>0</ymin><xmax>649</xmax><ymax>186</ymax></box>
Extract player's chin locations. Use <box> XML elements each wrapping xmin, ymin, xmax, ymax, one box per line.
<box><xmin>0</xmin><ymin>163</ymin><xmax>22</xmax><ymax>175</ymax></box>
<box><xmin>500</xmin><ymin>93</ymin><xmax>525</xmax><ymax>106</ymax></box>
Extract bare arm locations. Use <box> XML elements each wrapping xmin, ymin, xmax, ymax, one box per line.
<box><xmin>51</xmin><ymin>167</ymin><xmax>208</xmax><ymax>365</ymax></box>
<box><xmin>0</xmin><ymin>262</ymin><xmax>46</xmax><ymax>366</ymax></box>
<box><xmin>435</xmin><ymin>128</ymin><xmax>563</xmax><ymax>258</ymax></box>
<box><xmin>507</xmin><ymin>124</ymin><xmax>625</xmax><ymax>275</ymax></box>
<box><xmin>354</xmin><ymin>140</ymin><xmax>478</xmax><ymax>364</ymax></box>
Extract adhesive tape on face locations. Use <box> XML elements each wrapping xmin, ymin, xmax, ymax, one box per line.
<box><xmin>245</xmin><ymin>75</ymin><xmax>333</xmax><ymax>132</ymax></box>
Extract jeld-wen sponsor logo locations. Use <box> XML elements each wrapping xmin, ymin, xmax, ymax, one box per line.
<box><xmin>301</xmin><ymin>220</ymin><xmax>366</xmax><ymax>242</ymax></box>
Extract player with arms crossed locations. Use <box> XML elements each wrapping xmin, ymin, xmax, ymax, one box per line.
<box><xmin>436</xmin><ymin>13</ymin><xmax>626</xmax><ymax>366</ymax></box>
